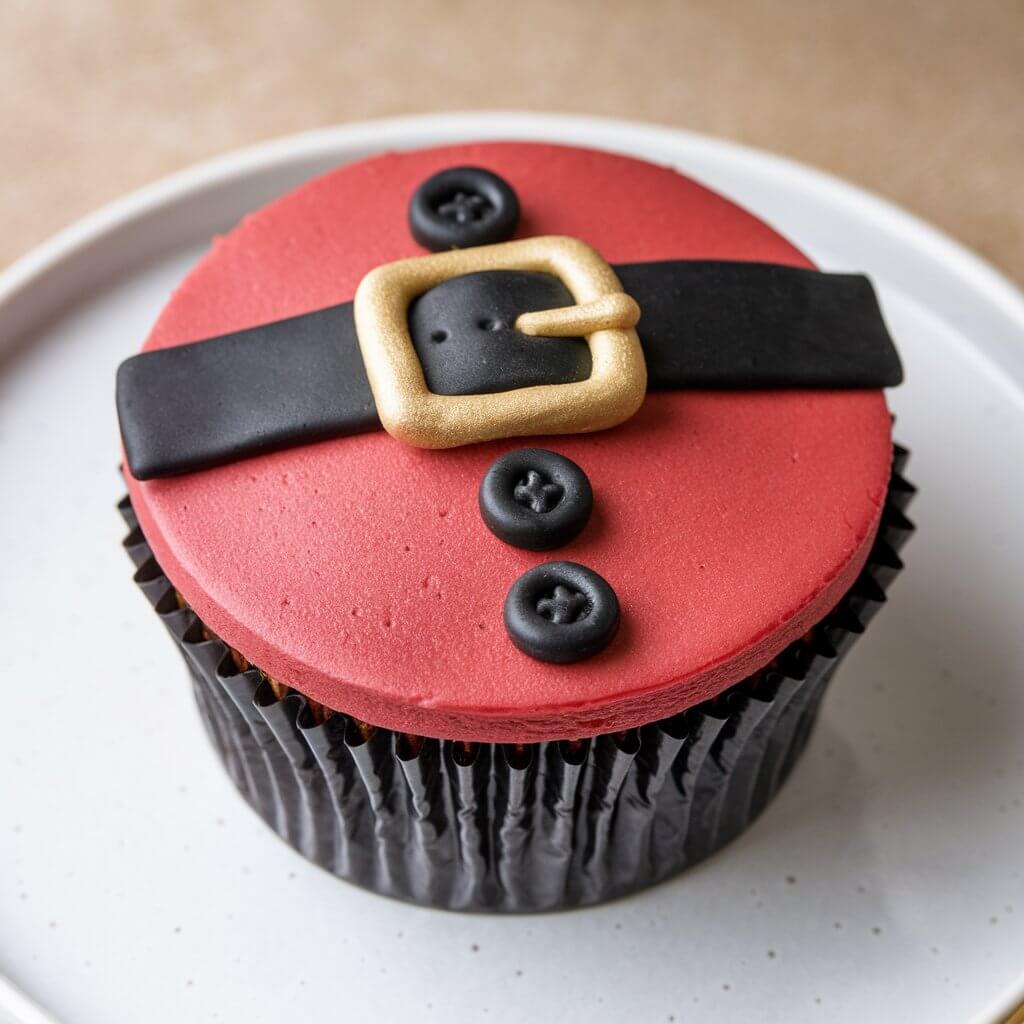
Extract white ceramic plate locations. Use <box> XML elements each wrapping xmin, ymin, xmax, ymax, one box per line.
<box><xmin>1</xmin><ymin>113</ymin><xmax>1022</xmax><ymax>1024</ymax></box>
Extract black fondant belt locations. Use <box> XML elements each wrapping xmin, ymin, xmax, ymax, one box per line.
<box><xmin>117</xmin><ymin>237</ymin><xmax>902</xmax><ymax>480</ymax></box>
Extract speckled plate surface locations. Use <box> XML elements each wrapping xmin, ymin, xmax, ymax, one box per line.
<box><xmin>1</xmin><ymin>113</ymin><xmax>1023</xmax><ymax>1024</ymax></box>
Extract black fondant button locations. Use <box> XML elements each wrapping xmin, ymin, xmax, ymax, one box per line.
<box><xmin>409</xmin><ymin>166</ymin><xmax>520</xmax><ymax>251</ymax></box>
<box><xmin>479</xmin><ymin>448</ymin><xmax>593</xmax><ymax>551</ymax></box>
<box><xmin>504</xmin><ymin>561</ymin><xmax>619</xmax><ymax>664</ymax></box>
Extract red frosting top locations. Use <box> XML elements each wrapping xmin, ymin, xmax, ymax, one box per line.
<box><xmin>126</xmin><ymin>142</ymin><xmax>892</xmax><ymax>742</ymax></box>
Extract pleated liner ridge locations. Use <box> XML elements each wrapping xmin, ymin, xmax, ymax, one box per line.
<box><xmin>120</xmin><ymin>446</ymin><xmax>914</xmax><ymax>912</ymax></box>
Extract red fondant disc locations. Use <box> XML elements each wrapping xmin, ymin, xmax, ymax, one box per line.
<box><xmin>126</xmin><ymin>142</ymin><xmax>892</xmax><ymax>741</ymax></box>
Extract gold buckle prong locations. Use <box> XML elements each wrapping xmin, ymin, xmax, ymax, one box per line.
<box><xmin>353</xmin><ymin>235</ymin><xmax>647</xmax><ymax>449</ymax></box>
<box><xmin>515</xmin><ymin>292</ymin><xmax>641</xmax><ymax>338</ymax></box>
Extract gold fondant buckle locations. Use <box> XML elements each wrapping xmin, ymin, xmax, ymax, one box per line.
<box><xmin>353</xmin><ymin>236</ymin><xmax>647</xmax><ymax>449</ymax></box>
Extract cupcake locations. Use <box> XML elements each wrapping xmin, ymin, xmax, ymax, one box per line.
<box><xmin>116</xmin><ymin>141</ymin><xmax>913</xmax><ymax>911</ymax></box>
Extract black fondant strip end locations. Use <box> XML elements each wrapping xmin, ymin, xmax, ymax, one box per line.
<box><xmin>117</xmin><ymin>305</ymin><xmax>380</xmax><ymax>480</ymax></box>
<box><xmin>616</xmin><ymin>262</ymin><xmax>905</xmax><ymax>391</ymax></box>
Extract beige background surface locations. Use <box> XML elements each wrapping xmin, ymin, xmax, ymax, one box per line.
<box><xmin>2</xmin><ymin>0</ymin><xmax>1022</xmax><ymax>283</ymax></box>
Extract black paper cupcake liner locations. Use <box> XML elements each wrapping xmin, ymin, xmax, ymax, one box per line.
<box><xmin>120</xmin><ymin>445</ymin><xmax>914</xmax><ymax>912</ymax></box>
